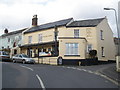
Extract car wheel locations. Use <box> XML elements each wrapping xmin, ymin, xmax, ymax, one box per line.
<box><xmin>13</xmin><ymin>59</ymin><xmax>16</xmax><ymax>63</ymax></box>
<box><xmin>22</xmin><ymin>60</ymin><xmax>26</xmax><ymax>64</ymax></box>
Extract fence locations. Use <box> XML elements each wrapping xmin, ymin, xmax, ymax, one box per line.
<box><xmin>34</xmin><ymin>57</ymin><xmax>58</xmax><ymax>65</ymax></box>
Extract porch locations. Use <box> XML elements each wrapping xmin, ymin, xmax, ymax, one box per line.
<box><xmin>20</xmin><ymin>41</ymin><xmax>59</xmax><ymax>58</ymax></box>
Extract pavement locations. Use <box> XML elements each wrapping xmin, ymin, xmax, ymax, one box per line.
<box><xmin>98</xmin><ymin>64</ymin><xmax>120</xmax><ymax>86</ymax></box>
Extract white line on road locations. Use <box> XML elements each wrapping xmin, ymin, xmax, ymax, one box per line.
<box><xmin>20</xmin><ymin>65</ymin><xmax>34</xmax><ymax>71</ymax></box>
<box><xmin>88</xmin><ymin>71</ymin><xmax>94</xmax><ymax>74</ymax></box>
<box><xmin>36</xmin><ymin>74</ymin><xmax>46</xmax><ymax>90</ymax></box>
<box><xmin>71</xmin><ymin>67</ymin><xmax>76</xmax><ymax>69</ymax></box>
<box><xmin>63</xmin><ymin>66</ymin><xmax>119</xmax><ymax>86</ymax></box>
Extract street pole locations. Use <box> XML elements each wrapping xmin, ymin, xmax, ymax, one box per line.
<box><xmin>54</xmin><ymin>25</ymin><xmax>58</xmax><ymax>56</ymax></box>
<box><xmin>104</xmin><ymin>8</ymin><xmax>120</xmax><ymax>56</ymax></box>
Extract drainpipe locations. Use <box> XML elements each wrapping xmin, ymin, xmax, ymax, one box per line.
<box><xmin>54</xmin><ymin>25</ymin><xmax>58</xmax><ymax>56</ymax></box>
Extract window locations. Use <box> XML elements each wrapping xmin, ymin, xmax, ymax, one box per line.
<box><xmin>65</xmin><ymin>43</ymin><xmax>79</xmax><ymax>55</ymax></box>
<box><xmin>18</xmin><ymin>36</ymin><xmax>21</xmax><ymax>41</ymax></box>
<box><xmin>38</xmin><ymin>34</ymin><xmax>42</xmax><ymax>43</ymax></box>
<box><xmin>100</xmin><ymin>30</ymin><xmax>104</xmax><ymax>40</ymax></box>
<box><xmin>87</xmin><ymin>44</ymin><xmax>92</xmax><ymax>52</ymax></box>
<box><xmin>48</xmin><ymin>48</ymin><xmax>51</xmax><ymax>52</ymax></box>
<box><xmin>101</xmin><ymin>47</ymin><xmax>105</xmax><ymax>57</ymax></box>
<box><xmin>74</xmin><ymin>29</ymin><xmax>79</xmax><ymax>38</ymax></box>
<box><xmin>8</xmin><ymin>38</ymin><xmax>10</xmax><ymax>42</ymax></box>
<box><xmin>28</xmin><ymin>36</ymin><xmax>32</xmax><ymax>44</ymax></box>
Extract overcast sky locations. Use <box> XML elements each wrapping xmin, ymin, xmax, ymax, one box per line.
<box><xmin>0</xmin><ymin>0</ymin><xmax>119</xmax><ymax>37</ymax></box>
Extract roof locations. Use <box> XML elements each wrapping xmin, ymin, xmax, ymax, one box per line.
<box><xmin>1</xmin><ymin>28</ymin><xmax>27</xmax><ymax>37</ymax></box>
<box><xmin>24</xmin><ymin>18</ymin><xmax>73</xmax><ymax>34</ymax></box>
<box><xmin>20</xmin><ymin>41</ymin><xmax>58</xmax><ymax>48</ymax></box>
<box><xmin>66</xmin><ymin>18</ymin><xmax>105</xmax><ymax>27</ymax></box>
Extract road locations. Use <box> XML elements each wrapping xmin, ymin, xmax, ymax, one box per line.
<box><xmin>1</xmin><ymin>61</ymin><xmax>119</xmax><ymax>89</ymax></box>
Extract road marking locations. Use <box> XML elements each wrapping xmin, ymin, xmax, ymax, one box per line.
<box><xmin>71</xmin><ymin>67</ymin><xmax>76</xmax><ymax>69</ymax></box>
<box><xmin>77</xmin><ymin>68</ymin><xmax>82</xmax><ymax>71</ymax></box>
<box><xmin>83</xmin><ymin>69</ymin><xmax>87</xmax><ymax>72</ymax></box>
<box><xmin>66</xmin><ymin>67</ymin><xmax>71</xmax><ymax>69</ymax></box>
<box><xmin>63</xmin><ymin>66</ymin><xmax>119</xmax><ymax>86</ymax></box>
<box><xmin>88</xmin><ymin>71</ymin><xmax>94</xmax><ymax>74</ymax></box>
<box><xmin>94</xmin><ymin>72</ymin><xmax>120</xmax><ymax>86</ymax></box>
<box><xmin>20</xmin><ymin>65</ymin><xmax>33</xmax><ymax>71</ymax></box>
<box><xmin>36</xmin><ymin>74</ymin><xmax>46</xmax><ymax>90</ymax></box>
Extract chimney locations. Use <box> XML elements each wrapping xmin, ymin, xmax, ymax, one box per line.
<box><xmin>32</xmin><ymin>15</ymin><xmax>38</xmax><ymax>27</ymax></box>
<box><xmin>4</xmin><ymin>28</ymin><xmax>8</xmax><ymax>34</ymax></box>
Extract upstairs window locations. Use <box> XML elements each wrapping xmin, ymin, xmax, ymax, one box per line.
<box><xmin>8</xmin><ymin>38</ymin><xmax>10</xmax><ymax>42</ymax></box>
<box><xmin>74</xmin><ymin>29</ymin><xmax>79</xmax><ymax>38</ymax></box>
<box><xmin>28</xmin><ymin>36</ymin><xmax>32</xmax><ymax>44</ymax></box>
<box><xmin>38</xmin><ymin>34</ymin><xmax>42</xmax><ymax>43</ymax></box>
<box><xmin>100</xmin><ymin>30</ymin><xmax>104</xmax><ymax>40</ymax></box>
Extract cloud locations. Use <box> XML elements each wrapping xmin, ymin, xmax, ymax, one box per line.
<box><xmin>0</xmin><ymin>0</ymin><xmax>119</xmax><ymax>36</ymax></box>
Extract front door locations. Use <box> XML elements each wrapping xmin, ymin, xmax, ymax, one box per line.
<box><xmin>27</xmin><ymin>48</ymin><xmax>32</xmax><ymax>57</ymax></box>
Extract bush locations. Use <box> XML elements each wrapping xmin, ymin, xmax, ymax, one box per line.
<box><xmin>89</xmin><ymin>50</ymin><xmax>97</xmax><ymax>58</ymax></box>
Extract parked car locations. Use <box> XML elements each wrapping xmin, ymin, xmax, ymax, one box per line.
<box><xmin>12</xmin><ymin>54</ymin><xmax>35</xmax><ymax>64</ymax></box>
<box><xmin>39</xmin><ymin>52</ymin><xmax>51</xmax><ymax>56</ymax></box>
<box><xmin>0</xmin><ymin>51</ymin><xmax>11</xmax><ymax>62</ymax></box>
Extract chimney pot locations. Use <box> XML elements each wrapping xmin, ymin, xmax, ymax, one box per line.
<box><xmin>4</xmin><ymin>28</ymin><xmax>8</xmax><ymax>34</ymax></box>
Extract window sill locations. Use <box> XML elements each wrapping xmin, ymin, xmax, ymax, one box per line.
<box><xmin>64</xmin><ymin>55</ymin><xmax>80</xmax><ymax>57</ymax></box>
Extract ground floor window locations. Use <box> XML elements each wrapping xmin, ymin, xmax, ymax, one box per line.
<box><xmin>87</xmin><ymin>44</ymin><xmax>92</xmax><ymax>52</ymax></box>
<box><xmin>65</xmin><ymin>43</ymin><xmax>79</xmax><ymax>55</ymax></box>
<box><xmin>101</xmin><ymin>47</ymin><xmax>105</xmax><ymax>57</ymax></box>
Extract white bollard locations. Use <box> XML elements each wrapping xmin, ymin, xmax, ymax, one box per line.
<box><xmin>116</xmin><ymin>56</ymin><xmax>120</xmax><ymax>72</ymax></box>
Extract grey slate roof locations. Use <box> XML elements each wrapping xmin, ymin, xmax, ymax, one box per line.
<box><xmin>24</xmin><ymin>18</ymin><xmax>73</xmax><ymax>34</ymax></box>
<box><xmin>66</xmin><ymin>18</ymin><xmax>105</xmax><ymax>27</ymax></box>
<box><xmin>1</xmin><ymin>28</ymin><xmax>27</xmax><ymax>37</ymax></box>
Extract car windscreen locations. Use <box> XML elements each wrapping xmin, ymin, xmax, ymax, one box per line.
<box><xmin>22</xmin><ymin>54</ymin><xmax>29</xmax><ymax>58</ymax></box>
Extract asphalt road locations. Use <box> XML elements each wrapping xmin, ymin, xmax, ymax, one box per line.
<box><xmin>2</xmin><ymin>61</ymin><xmax>119</xmax><ymax>89</ymax></box>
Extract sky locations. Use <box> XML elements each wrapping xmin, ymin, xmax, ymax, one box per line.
<box><xmin>0</xmin><ymin>0</ymin><xmax>119</xmax><ymax>37</ymax></box>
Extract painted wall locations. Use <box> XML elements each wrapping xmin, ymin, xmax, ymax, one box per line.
<box><xmin>0</xmin><ymin>33</ymin><xmax>22</xmax><ymax>50</ymax></box>
<box><xmin>24</xmin><ymin>28</ymin><xmax>55</xmax><ymax>44</ymax></box>
<box><xmin>96</xmin><ymin>18</ymin><xmax>116</xmax><ymax>61</ymax></box>
<box><xmin>23</xmin><ymin>18</ymin><xmax>116</xmax><ymax>61</ymax></box>
<box><xmin>59</xmin><ymin>38</ymin><xmax>87</xmax><ymax>59</ymax></box>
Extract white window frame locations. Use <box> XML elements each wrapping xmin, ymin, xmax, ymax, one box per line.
<box><xmin>28</xmin><ymin>36</ymin><xmax>32</xmax><ymax>44</ymax></box>
<box><xmin>101</xmin><ymin>47</ymin><xmax>105</xmax><ymax>57</ymax></box>
<box><xmin>65</xmin><ymin>43</ymin><xmax>79</xmax><ymax>55</ymax></box>
<box><xmin>87</xmin><ymin>44</ymin><xmax>92</xmax><ymax>52</ymax></box>
<box><xmin>100</xmin><ymin>30</ymin><xmax>104</xmax><ymax>40</ymax></box>
<box><xmin>74</xmin><ymin>29</ymin><xmax>79</xmax><ymax>38</ymax></box>
<box><xmin>38</xmin><ymin>34</ymin><xmax>42</xmax><ymax>43</ymax></box>
<box><xmin>8</xmin><ymin>38</ymin><xmax>10</xmax><ymax>42</ymax></box>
